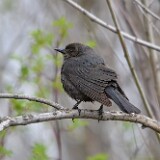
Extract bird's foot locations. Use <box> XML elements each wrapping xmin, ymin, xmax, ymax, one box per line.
<box><xmin>72</xmin><ymin>101</ymin><xmax>82</xmax><ymax>122</ymax></box>
<box><xmin>72</xmin><ymin>106</ymin><xmax>81</xmax><ymax>116</ymax></box>
<box><xmin>73</xmin><ymin>100</ymin><xmax>82</xmax><ymax>116</ymax></box>
<box><xmin>97</xmin><ymin>105</ymin><xmax>103</xmax><ymax>122</ymax></box>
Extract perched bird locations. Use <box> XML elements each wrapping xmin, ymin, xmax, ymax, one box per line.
<box><xmin>55</xmin><ymin>43</ymin><xmax>141</xmax><ymax>115</ymax></box>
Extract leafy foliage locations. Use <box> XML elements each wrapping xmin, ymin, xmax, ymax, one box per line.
<box><xmin>0</xmin><ymin>146</ymin><xmax>12</xmax><ymax>157</ymax></box>
<box><xmin>20</xmin><ymin>65</ymin><xmax>29</xmax><ymax>80</ymax></box>
<box><xmin>68</xmin><ymin>119</ymin><xmax>88</xmax><ymax>131</ymax></box>
<box><xmin>7</xmin><ymin>16</ymin><xmax>98</xmax><ymax>159</ymax></box>
<box><xmin>53</xmin><ymin>17</ymin><xmax>73</xmax><ymax>39</ymax></box>
<box><xmin>8</xmin><ymin>16</ymin><xmax>73</xmax><ymax>115</ymax></box>
<box><xmin>86</xmin><ymin>40</ymin><xmax>96</xmax><ymax>48</ymax></box>
<box><xmin>0</xmin><ymin>131</ymin><xmax>12</xmax><ymax>157</ymax></box>
<box><xmin>122</xmin><ymin>122</ymin><xmax>132</xmax><ymax>131</ymax></box>
<box><xmin>0</xmin><ymin>131</ymin><xmax>13</xmax><ymax>157</ymax></box>
<box><xmin>87</xmin><ymin>153</ymin><xmax>109</xmax><ymax>160</ymax></box>
<box><xmin>31</xmin><ymin>29</ymin><xmax>54</xmax><ymax>54</ymax></box>
<box><xmin>52</xmin><ymin>53</ymin><xmax>63</xmax><ymax>68</ymax></box>
<box><xmin>11</xmin><ymin>99</ymin><xmax>28</xmax><ymax>115</ymax></box>
<box><xmin>52</xmin><ymin>75</ymin><xmax>63</xmax><ymax>92</ymax></box>
<box><xmin>11</xmin><ymin>99</ymin><xmax>48</xmax><ymax>115</ymax></box>
<box><xmin>30</xmin><ymin>143</ymin><xmax>49</xmax><ymax>160</ymax></box>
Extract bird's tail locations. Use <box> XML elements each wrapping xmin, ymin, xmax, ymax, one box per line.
<box><xmin>105</xmin><ymin>86</ymin><xmax>141</xmax><ymax>114</ymax></box>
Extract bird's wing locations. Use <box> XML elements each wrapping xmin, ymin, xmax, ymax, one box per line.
<box><xmin>88</xmin><ymin>65</ymin><xmax>118</xmax><ymax>85</ymax></box>
<box><xmin>64</xmin><ymin>61</ymin><xmax>117</xmax><ymax>105</ymax></box>
<box><xmin>67</xmin><ymin>62</ymin><xmax>118</xmax><ymax>91</ymax></box>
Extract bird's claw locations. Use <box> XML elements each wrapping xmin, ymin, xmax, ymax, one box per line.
<box><xmin>72</xmin><ymin>105</ymin><xmax>81</xmax><ymax>116</ymax></box>
<box><xmin>72</xmin><ymin>106</ymin><xmax>81</xmax><ymax>122</ymax></box>
<box><xmin>97</xmin><ymin>105</ymin><xmax>103</xmax><ymax>122</ymax></box>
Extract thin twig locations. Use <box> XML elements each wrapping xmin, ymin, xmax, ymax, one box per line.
<box><xmin>0</xmin><ymin>110</ymin><xmax>159</xmax><ymax>133</ymax></box>
<box><xmin>0</xmin><ymin>93</ymin><xmax>65</xmax><ymax>110</ymax></box>
<box><xmin>62</xmin><ymin>0</ymin><xmax>160</xmax><ymax>52</ymax></box>
<box><xmin>134</xmin><ymin>0</ymin><xmax>160</xmax><ymax>22</ymax></box>
<box><xmin>142</xmin><ymin>0</ymin><xmax>160</xmax><ymax>107</ymax></box>
<box><xmin>106</xmin><ymin>0</ymin><xmax>160</xmax><ymax>143</ymax></box>
<box><xmin>134</xmin><ymin>0</ymin><xmax>160</xmax><ymax>35</ymax></box>
<box><xmin>106</xmin><ymin>0</ymin><xmax>154</xmax><ymax>118</ymax></box>
<box><xmin>52</xmin><ymin>39</ymin><xmax>63</xmax><ymax>160</ymax></box>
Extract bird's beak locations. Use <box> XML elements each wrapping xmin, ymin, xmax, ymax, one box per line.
<box><xmin>54</xmin><ymin>48</ymin><xmax>65</xmax><ymax>54</ymax></box>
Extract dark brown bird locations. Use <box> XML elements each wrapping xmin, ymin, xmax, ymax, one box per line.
<box><xmin>55</xmin><ymin>43</ymin><xmax>141</xmax><ymax>115</ymax></box>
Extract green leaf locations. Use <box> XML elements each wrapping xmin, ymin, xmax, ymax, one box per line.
<box><xmin>31</xmin><ymin>44</ymin><xmax>40</xmax><ymax>54</ymax></box>
<box><xmin>31</xmin><ymin>30</ymin><xmax>53</xmax><ymax>46</ymax></box>
<box><xmin>87</xmin><ymin>153</ymin><xmax>109</xmax><ymax>160</ymax></box>
<box><xmin>0</xmin><ymin>146</ymin><xmax>12</xmax><ymax>157</ymax></box>
<box><xmin>35</xmin><ymin>87</ymin><xmax>50</xmax><ymax>99</ymax></box>
<box><xmin>11</xmin><ymin>100</ymin><xmax>27</xmax><ymax>115</ymax></box>
<box><xmin>20</xmin><ymin>65</ymin><xmax>29</xmax><ymax>80</ymax></box>
<box><xmin>53</xmin><ymin>17</ymin><xmax>73</xmax><ymax>38</ymax></box>
<box><xmin>30</xmin><ymin>143</ymin><xmax>49</xmax><ymax>160</ymax></box>
<box><xmin>53</xmin><ymin>54</ymin><xmax>63</xmax><ymax>68</ymax></box>
<box><xmin>3</xmin><ymin>0</ymin><xmax>14</xmax><ymax>11</ymax></box>
<box><xmin>52</xmin><ymin>75</ymin><xmax>63</xmax><ymax>92</ymax></box>
<box><xmin>10</xmin><ymin>53</ymin><xmax>22</xmax><ymax>61</ymax></box>
<box><xmin>86</xmin><ymin>40</ymin><xmax>96</xmax><ymax>48</ymax></box>
<box><xmin>68</xmin><ymin>119</ymin><xmax>88</xmax><ymax>131</ymax></box>
<box><xmin>0</xmin><ymin>130</ymin><xmax>7</xmax><ymax>139</ymax></box>
<box><xmin>122</xmin><ymin>122</ymin><xmax>132</xmax><ymax>131</ymax></box>
<box><xmin>30</xmin><ymin>101</ymin><xmax>46</xmax><ymax>112</ymax></box>
<box><xmin>5</xmin><ymin>84</ymin><xmax>13</xmax><ymax>92</ymax></box>
<box><xmin>53</xmin><ymin>17</ymin><xmax>73</xmax><ymax>29</ymax></box>
<box><xmin>31</xmin><ymin>56</ymin><xmax>44</xmax><ymax>73</ymax></box>
<box><xmin>31</xmin><ymin>29</ymin><xmax>54</xmax><ymax>54</ymax></box>
<box><xmin>11</xmin><ymin>99</ymin><xmax>46</xmax><ymax>114</ymax></box>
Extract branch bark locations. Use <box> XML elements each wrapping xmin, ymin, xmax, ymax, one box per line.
<box><xmin>106</xmin><ymin>0</ymin><xmax>160</xmax><ymax>143</ymax></box>
<box><xmin>0</xmin><ymin>93</ymin><xmax>65</xmax><ymax>110</ymax></box>
<box><xmin>62</xmin><ymin>0</ymin><xmax>160</xmax><ymax>52</ymax></box>
<box><xmin>134</xmin><ymin>0</ymin><xmax>160</xmax><ymax>22</ymax></box>
<box><xmin>0</xmin><ymin>109</ymin><xmax>160</xmax><ymax>133</ymax></box>
<box><xmin>0</xmin><ymin>93</ymin><xmax>160</xmax><ymax>133</ymax></box>
<box><xmin>106</xmin><ymin>0</ymin><xmax>154</xmax><ymax>118</ymax></box>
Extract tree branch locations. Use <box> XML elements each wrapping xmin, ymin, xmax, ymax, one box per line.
<box><xmin>106</xmin><ymin>0</ymin><xmax>160</xmax><ymax>143</ymax></box>
<box><xmin>62</xmin><ymin>0</ymin><xmax>160</xmax><ymax>52</ymax></box>
<box><xmin>134</xmin><ymin>0</ymin><xmax>160</xmax><ymax>22</ymax></box>
<box><xmin>0</xmin><ymin>93</ymin><xmax>160</xmax><ymax>133</ymax></box>
<box><xmin>0</xmin><ymin>93</ymin><xmax>65</xmax><ymax>110</ymax></box>
<box><xmin>106</xmin><ymin>0</ymin><xmax>154</xmax><ymax>118</ymax></box>
<box><xmin>0</xmin><ymin>110</ymin><xmax>160</xmax><ymax>133</ymax></box>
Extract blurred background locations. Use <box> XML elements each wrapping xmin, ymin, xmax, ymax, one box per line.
<box><xmin>0</xmin><ymin>0</ymin><xmax>160</xmax><ymax>159</ymax></box>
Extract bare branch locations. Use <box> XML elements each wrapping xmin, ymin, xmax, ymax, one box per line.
<box><xmin>62</xmin><ymin>0</ymin><xmax>160</xmax><ymax>52</ymax></box>
<box><xmin>106</xmin><ymin>0</ymin><xmax>159</xmax><ymax>143</ymax></box>
<box><xmin>106</xmin><ymin>0</ymin><xmax>154</xmax><ymax>118</ymax></box>
<box><xmin>0</xmin><ymin>110</ymin><xmax>160</xmax><ymax>133</ymax></box>
<box><xmin>0</xmin><ymin>93</ymin><xmax>159</xmax><ymax>133</ymax></box>
<box><xmin>0</xmin><ymin>93</ymin><xmax>65</xmax><ymax>110</ymax></box>
<box><xmin>134</xmin><ymin>0</ymin><xmax>160</xmax><ymax>22</ymax></box>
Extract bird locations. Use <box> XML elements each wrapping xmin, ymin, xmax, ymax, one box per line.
<box><xmin>54</xmin><ymin>43</ymin><xmax>141</xmax><ymax>116</ymax></box>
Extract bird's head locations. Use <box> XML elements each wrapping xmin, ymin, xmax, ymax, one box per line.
<box><xmin>54</xmin><ymin>43</ymin><xmax>92</xmax><ymax>59</ymax></box>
